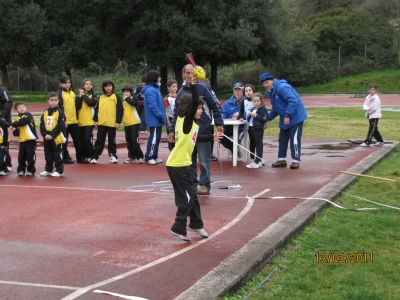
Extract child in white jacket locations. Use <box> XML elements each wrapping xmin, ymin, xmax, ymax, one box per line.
<box><xmin>360</xmin><ymin>84</ymin><xmax>384</xmax><ymax>147</ymax></box>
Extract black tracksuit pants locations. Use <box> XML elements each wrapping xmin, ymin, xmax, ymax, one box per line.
<box><xmin>167</xmin><ymin>165</ymin><xmax>204</xmax><ymax>235</ymax></box>
<box><xmin>43</xmin><ymin>140</ymin><xmax>64</xmax><ymax>174</ymax></box>
<box><xmin>17</xmin><ymin>140</ymin><xmax>36</xmax><ymax>174</ymax></box>
<box><xmin>125</xmin><ymin>124</ymin><xmax>143</xmax><ymax>159</ymax></box>
<box><xmin>79</xmin><ymin>126</ymin><xmax>95</xmax><ymax>159</ymax></box>
<box><xmin>92</xmin><ymin>126</ymin><xmax>117</xmax><ymax>159</ymax></box>
<box><xmin>64</xmin><ymin>123</ymin><xmax>84</xmax><ymax>160</ymax></box>
<box><xmin>364</xmin><ymin>118</ymin><xmax>383</xmax><ymax>145</ymax></box>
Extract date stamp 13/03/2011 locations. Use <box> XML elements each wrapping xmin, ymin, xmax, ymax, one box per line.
<box><xmin>315</xmin><ymin>253</ymin><xmax>373</xmax><ymax>264</ymax></box>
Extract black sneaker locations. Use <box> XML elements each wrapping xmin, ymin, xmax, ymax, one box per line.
<box><xmin>211</xmin><ymin>154</ymin><xmax>218</xmax><ymax>161</ymax></box>
<box><xmin>64</xmin><ymin>157</ymin><xmax>76</xmax><ymax>164</ymax></box>
<box><xmin>77</xmin><ymin>158</ymin><xmax>89</xmax><ymax>164</ymax></box>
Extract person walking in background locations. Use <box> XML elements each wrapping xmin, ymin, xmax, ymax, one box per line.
<box><xmin>167</xmin><ymin>74</ymin><xmax>222</xmax><ymax>242</ymax></box>
<box><xmin>40</xmin><ymin>92</ymin><xmax>66</xmax><ymax>177</ymax></box>
<box><xmin>9</xmin><ymin>101</ymin><xmax>38</xmax><ymax>176</ymax></box>
<box><xmin>164</xmin><ymin>79</ymin><xmax>178</xmax><ymax>151</ymax></box>
<box><xmin>122</xmin><ymin>84</ymin><xmax>144</xmax><ymax>164</ymax></box>
<box><xmin>134</xmin><ymin>76</ymin><xmax>147</xmax><ymax>133</ymax></box>
<box><xmin>244</xmin><ymin>93</ymin><xmax>268</xmax><ymax>169</ymax></box>
<box><xmin>260</xmin><ymin>72</ymin><xmax>308</xmax><ymax>169</ymax></box>
<box><xmin>360</xmin><ymin>84</ymin><xmax>384</xmax><ymax>147</ymax></box>
<box><xmin>58</xmin><ymin>74</ymin><xmax>86</xmax><ymax>164</ymax></box>
<box><xmin>90</xmin><ymin>79</ymin><xmax>123</xmax><ymax>164</ymax></box>
<box><xmin>76</xmin><ymin>78</ymin><xmax>98</xmax><ymax>162</ymax></box>
<box><xmin>0</xmin><ymin>79</ymin><xmax>13</xmax><ymax>171</ymax></box>
<box><xmin>142</xmin><ymin>70</ymin><xmax>166</xmax><ymax>165</ymax></box>
<box><xmin>168</xmin><ymin>64</ymin><xmax>224</xmax><ymax>195</ymax></box>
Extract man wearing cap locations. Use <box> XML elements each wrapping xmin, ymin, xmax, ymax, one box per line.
<box><xmin>260</xmin><ymin>72</ymin><xmax>308</xmax><ymax>169</ymax></box>
<box><xmin>220</xmin><ymin>82</ymin><xmax>246</xmax><ymax>156</ymax></box>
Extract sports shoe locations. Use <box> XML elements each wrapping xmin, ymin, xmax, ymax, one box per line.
<box><xmin>110</xmin><ymin>156</ymin><xmax>118</xmax><ymax>163</ymax></box>
<box><xmin>272</xmin><ymin>160</ymin><xmax>287</xmax><ymax>168</ymax></box>
<box><xmin>211</xmin><ymin>154</ymin><xmax>218</xmax><ymax>161</ymax></box>
<box><xmin>51</xmin><ymin>172</ymin><xmax>63</xmax><ymax>177</ymax></box>
<box><xmin>290</xmin><ymin>162</ymin><xmax>300</xmax><ymax>169</ymax></box>
<box><xmin>360</xmin><ymin>143</ymin><xmax>370</xmax><ymax>147</ymax></box>
<box><xmin>40</xmin><ymin>171</ymin><xmax>51</xmax><ymax>177</ymax></box>
<box><xmin>26</xmin><ymin>172</ymin><xmax>34</xmax><ymax>176</ymax></box>
<box><xmin>374</xmin><ymin>142</ymin><xmax>383</xmax><ymax>146</ymax></box>
<box><xmin>124</xmin><ymin>158</ymin><xmax>134</xmax><ymax>164</ymax></box>
<box><xmin>0</xmin><ymin>171</ymin><xmax>8</xmax><ymax>176</ymax></box>
<box><xmin>188</xmin><ymin>227</ymin><xmax>209</xmax><ymax>238</ymax></box>
<box><xmin>18</xmin><ymin>171</ymin><xmax>25</xmax><ymax>176</ymax></box>
<box><xmin>170</xmin><ymin>230</ymin><xmax>191</xmax><ymax>242</ymax></box>
<box><xmin>90</xmin><ymin>158</ymin><xmax>98</xmax><ymax>164</ymax></box>
<box><xmin>197</xmin><ymin>185</ymin><xmax>210</xmax><ymax>195</ymax></box>
<box><xmin>137</xmin><ymin>158</ymin><xmax>144</xmax><ymax>164</ymax></box>
<box><xmin>77</xmin><ymin>158</ymin><xmax>89</xmax><ymax>164</ymax></box>
<box><xmin>147</xmin><ymin>159</ymin><xmax>157</xmax><ymax>165</ymax></box>
<box><xmin>246</xmin><ymin>162</ymin><xmax>262</xmax><ymax>169</ymax></box>
<box><xmin>7</xmin><ymin>166</ymin><xmax>12</xmax><ymax>172</ymax></box>
<box><xmin>64</xmin><ymin>157</ymin><xmax>76</xmax><ymax>164</ymax></box>
<box><xmin>155</xmin><ymin>158</ymin><xmax>163</xmax><ymax>163</ymax></box>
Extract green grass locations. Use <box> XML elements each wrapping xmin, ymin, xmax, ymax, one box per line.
<box><xmin>220</xmin><ymin>108</ymin><xmax>400</xmax><ymax>300</ymax></box>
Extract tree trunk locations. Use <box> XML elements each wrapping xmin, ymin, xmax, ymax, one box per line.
<box><xmin>1</xmin><ymin>65</ymin><xmax>9</xmax><ymax>88</ymax></box>
<box><xmin>160</xmin><ymin>66</ymin><xmax>168</xmax><ymax>95</ymax></box>
<box><xmin>173</xmin><ymin>63</ymin><xmax>183</xmax><ymax>86</ymax></box>
<box><xmin>210</xmin><ymin>58</ymin><xmax>218</xmax><ymax>90</ymax></box>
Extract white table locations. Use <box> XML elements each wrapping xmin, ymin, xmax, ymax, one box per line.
<box><xmin>222</xmin><ymin>119</ymin><xmax>248</xmax><ymax>166</ymax></box>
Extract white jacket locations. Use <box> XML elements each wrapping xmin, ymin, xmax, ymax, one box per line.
<box><xmin>363</xmin><ymin>94</ymin><xmax>381</xmax><ymax>119</ymax></box>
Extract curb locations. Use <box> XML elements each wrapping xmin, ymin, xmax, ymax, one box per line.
<box><xmin>174</xmin><ymin>142</ymin><xmax>398</xmax><ymax>300</ymax></box>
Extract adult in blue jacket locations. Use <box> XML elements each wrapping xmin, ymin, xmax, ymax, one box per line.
<box><xmin>142</xmin><ymin>70</ymin><xmax>167</xmax><ymax>165</ymax></box>
<box><xmin>220</xmin><ymin>82</ymin><xmax>246</xmax><ymax>154</ymax></box>
<box><xmin>260</xmin><ymin>72</ymin><xmax>308</xmax><ymax>169</ymax></box>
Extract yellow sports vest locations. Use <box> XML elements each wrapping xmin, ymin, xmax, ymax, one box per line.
<box><xmin>78</xmin><ymin>94</ymin><xmax>95</xmax><ymax>126</ymax></box>
<box><xmin>166</xmin><ymin>116</ymin><xmax>199</xmax><ymax>167</ymax></box>
<box><xmin>122</xmin><ymin>99</ymin><xmax>140</xmax><ymax>126</ymax></box>
<box><xmin>98</xmin><ymin>94</ymin><xmax>117</xmax><ymax>127</ymax></box>
<box><xmin>63</xmin><ymin>90</ymin><xmax>78</xmax><ymax>124</ymax></box>
<box><xmin>15</xmin><ymin>114</ymin><xmax>37</xmax><ymax>142</ymax></box>
<box><xmin>42</xmin><ymin>110</ymin><xmax>66</xmax><ymax>145</ymax></box>
<box><xmin>0</xmin><ymin>127</ymin><xmax>8</xmax><ymax>144</ymax></box>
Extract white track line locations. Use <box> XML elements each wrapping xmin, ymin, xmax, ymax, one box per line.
<box><xmin>60</xmin><ymin>188</ymin><xmax>271</xmax><ymax>300</ymax></box>
<box><xmin>0</xmin><ymin>280</ymin><xmax>80</xmax><ymax>290</ymax></box>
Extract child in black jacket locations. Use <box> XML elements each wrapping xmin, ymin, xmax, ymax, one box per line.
<box><xmin>246</xmin><ymin>93</ymin><xmax>268</xmax><ymax>169</ymax></box>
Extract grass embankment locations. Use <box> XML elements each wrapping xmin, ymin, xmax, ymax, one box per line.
<box><xmin>220</xmin><ymin>110</ymin><xmax>400</xmax><ymax>299</ymax></box>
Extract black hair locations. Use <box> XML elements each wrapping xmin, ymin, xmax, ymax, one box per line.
<box><xmin>59</xmin><ymin>74</ymin><xmax>71</xmax><ymax>84</ymax></box>
<box><xmin>166</xmin><ymin>79</ymin><xmax>178</xmax><ymax>87</ymax></box>
<box><xmin>122</xmin><ymin>84</ymin><xmax>133</xmax><ymax>94</ymax></box>
<box><xmin>48</xmin><ymin>92</ymin><xmax>58</xmax><ymax>99</ymax></box>
<box><xmin>14</xmin><ymin>101</ymin><xmax>25</xmax><ymax>110</ymax></box>
<box><xmin>146</xmin><ymin>70</ymin><xmax>160</xmax><ymax>85</ymax></box>
<box><xmin>102</xmin><ymin>78</ymin><xmax>115</xmax><ymax>94</ymax></box>
<box><xmin>177</xmin><ymin>94</ymin><xmax>205</xmax><ymax>117</ymax></box>
<box><xmin>141</xmin><ymin>75</ymin><xmax>146</xmax><ymax>83</ymax></box>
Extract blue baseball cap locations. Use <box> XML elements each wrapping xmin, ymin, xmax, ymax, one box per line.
<box><xmin>260</xmin><ymin>72</ymin><xmax>273</xmax><ymax>83</ymax></box>
<box><xmin>233</xmin><ymin>82</ymin><xmax>244</xmax><ymax>89</ymax></box>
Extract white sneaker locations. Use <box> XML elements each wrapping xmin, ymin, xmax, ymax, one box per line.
<box><xmin>124</xmin><ymin>158</ymin><xmax>133</xmax><ymax>164</ymax></box>
<box><xmin>360</xmin><ymin>143</ymin><xmax>370</xmax><ymax>147</ymax></box>
<box><xmin>0</xmin><ymin>171</ymin><xmax>8</xmax><ymax>176</ymax></box>
<box><xmin>110</xmin><ymin>156</ymin><xmax>118</xmax><ymax>163</ymax></box>
<box><xmin>147</xmin><ymin>159</ymin><xmax>157</xmax><ymax>165</ymax></box>
<box><xmin>7</xmin><ymin>167</ymin><xmax>12</xmax><ymax>172</ymax></box>
<box><xmin>155</xmin><ymin>158</ymin><xmax>163</xmax><ymax>163</ymax></box>
<box><xmin>26</xmin><ymin>172</ymin><xmax>34</xmax><ymax>176</ymax></box>
<box><xmin>170</xmin><ymin>230</ymin><xmax>191</xmax><ymax>242</ymax></box>
<box><xmin>246</xmin><ymin>162</ymin><xmax>262</xmax><ymax>169</ymax></box>
<box><xmin>51</xmin><ymin>172</ymin><xmax>63</xmax><ymax>177</ymax></box>
<box><xmin>137</xmin><ymin>158</ymin><xmax>144</xmax><ymax>164</ymax></box>
<box><xmin>40</xmin><ymin>171</ymin><xmax>51</xmax><ymax>176</ymax></box>
<box><xmin>90</xmin><ymin>158</ymin><xmax>98</xmax><ymax>164</ymax></box>
<box><xmin>18</xmin><ymin>171</ymin><xmax>25</xmax><ymax>176</ymax></box>
<box><xmin>187</xmin><ymin>227</ymin><xmax>209</xmax><ymax>238</ymax></box>
<box><xmin>374</xmin><ymin>142</ymin><xmax>383</xmax><ymax>146</ymax></box>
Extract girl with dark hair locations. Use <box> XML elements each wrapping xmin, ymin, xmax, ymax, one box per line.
<box><xmin>76</xmin><ymin>78</ymin><xmax>98</xmax><ymax>161</ymax></box>
<box><xmin>167</xmin><ymin>74</ymin><xmax>222</xmax><ymax>242</ymax></box>
<box><xmin>142</xmin><ymin>70</ymin><xmax>167</xmax><ymax>164</ymax></box>
<box><xmin>90</xmin><ymin>78</ymin><xmax>123</xmax><ymax>164</ymax></box>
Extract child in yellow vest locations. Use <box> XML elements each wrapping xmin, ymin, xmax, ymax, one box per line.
<box><xmin>76</xmin><ymin>78</ymin><xmax>98</xmax><ymax>161</ymax></box>
<box><xmin>167</xmin><ymin>75</ymin><xmax>222</xmax><ymax>242</ymax></box>
<box><xmin>90</xmin><ymin>79</ymin><xmax>123</xmax><ymax>164</ymax></box>
<box><xmin>9</xmin><ymin>101</ymin><xmax>38</xmax><ymax>176</ymax></box>
<box><xmin>0</xmin><ymin>118</ymin><xmax>9</xmax><ymax>176</ymax></box>
<box><xmin>122</xmin><ymin>84</ymin><xmax>144</xmax><ymax>164</ymax></box>
<box><xmin>40</xmin><ymin>92</ymin><xmax>66</xmax><ymax>177</ymax></box>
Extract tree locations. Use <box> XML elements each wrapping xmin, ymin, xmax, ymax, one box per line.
<box><xmin>0</xmin><ymin>0</ymin><xmax>48</xmax><ymax>86</ymax></box>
